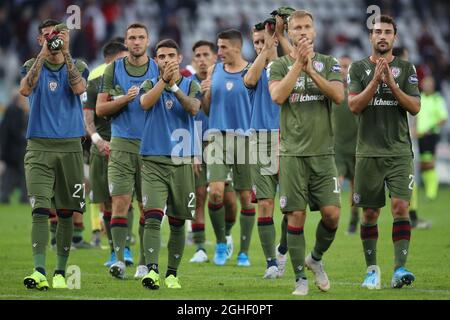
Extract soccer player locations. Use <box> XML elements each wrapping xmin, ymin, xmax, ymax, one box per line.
<box><xmin>416</xmin><ymin>75</ymin><xmax>448</xmax><ymax>201</ymax></box>
<box><xmin>188</xmin><ymin>40</ymin><xmax>238</xmax><ymax>263</ymax></box>
<box><xmin>96</xmin><ymin>23</ymin><xmax>159</xmax><ymax>279</ymax></box>
<box><xmin>139</xmin><ymin>39</ymin><xmax>200</xmax><ymax>289</ymax></box>
<box><xmin>202</xmin><ymin>29</ymin><xmax>256</xmax><ymax>267</ymax></box>
<box><xmin>243</xmin><ymin>21</ymin><xmax>288</xmax><ymax>279</ymax></box>
<box><xmin>269</xmin><ymin>10</ymin><xmax>344</xmax><ymax>295</ymax></box>
<box><xmin>83</xmin><ymin>40</ymin><xmax>128</xmax><ymax>263</ymax></box>
<box><xmin>331</xmin><ymin>55</ymin><xmax>360</xmax><ymax>235</ymax></box>
<box><xmin>392</xmin><ymin>46</ymin><xmax>431</xmax><ymax>229</ymax></box>
<box><xmin>20</xmin><ymin>19</ymin><xmax>89</xmax><ymax>289</ymax></box>
<box><xmin>348</xmin><ymin>15</ymin><xmax>421</xmax><ymax>289</ymax></box>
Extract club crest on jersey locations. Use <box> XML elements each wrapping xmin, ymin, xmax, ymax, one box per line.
<box><xmin>313</xmin><ymin>61</ymin><xmax>324</xmax><ymax>72</ymax></box>
<box><xmin>165</xmin><ymin>99</ymin><xmax>174</xmax><ymax>109</ymax></box>
<box><xmin>48</xmin><ymin>80</ymin><xmax>58</xmax><ymax>91</ymax></box>
<box><xmin>391</xmin><ymin>67</ymin><xmax>401</xmax><ymax>78</ymax></box>
<box><xmin>280</xmin><ymin>196</ymin><xmax>287</xmax><ymax>209</ymax></box>
<box><xmin>226</xmin><ymin>81</ymin><xmax>234</xmax><ymax>91</ymax></box>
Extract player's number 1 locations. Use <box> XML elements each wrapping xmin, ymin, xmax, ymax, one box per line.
<box><xmin>333</xmin><ymin>177</ymin><xmax>341</xmax><ymax>193</ymax></box>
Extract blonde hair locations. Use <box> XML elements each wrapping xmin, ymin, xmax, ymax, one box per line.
<box><xmin>288</xmin><ymin>10</ymin><xmax>314</xmax><ymax>27</ymax></box>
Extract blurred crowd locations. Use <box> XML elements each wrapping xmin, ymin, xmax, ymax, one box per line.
<box><xmin>0</xmin><ymin>0</ymin><xmax>450</xmax><ymax>200</ymax></box>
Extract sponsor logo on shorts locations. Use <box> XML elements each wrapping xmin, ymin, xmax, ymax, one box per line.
<box><xmin>353</xmin><ymin>193</ymin><xmax>361</xmax><ymax>204</ymax></box>
<box><xmin>142</xmin><ymin>195</ymin><xmax>148</xmax><ymax>207</ymax></box>
<box><xmin>80</xmin><ymin>201</ymin><xmax>85</xmax><ymax>209</ymax></box>
<box><xmin>280</xmin><ymin>196</ymin><xmax>287</xmax><ymax>209</ymax></box>
<box><xmin>30</xmin><ymin>196</ymin><xmax>36</xmax><ymax>208</ymax></box>
<box><xmin>80</xmin><ymin>91</ymin><xmax>88</xmax><ymax>103</ymax></box>
<box><xmin>109</xmin><ymin>183</ymin><xmax>114</xmax><ymax>194</ymax></box>
<box><xmin>89</xmin><ymin>190</ymin><xmax>93</xmax><ymax>202</ymax></box>
<box><xmin>252</xmin><ymin>184</ymin><xmax>257</xmax><ymax>195</ymax></box>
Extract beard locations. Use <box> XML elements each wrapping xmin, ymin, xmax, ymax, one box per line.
<box><xmin>375</xmin><ymin>43</ymin><xmax>391</xmax><ymax>55</ymax></box>
<box><xmin>130</xmin><ymin>48</ymin><xmax>146</xmax><ymax>58</ymax></box>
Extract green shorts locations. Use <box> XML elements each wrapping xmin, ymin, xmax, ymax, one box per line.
<box><xmin>89</xmin><ymin>147</ymin><xmax>110</xmax><ymax>204</ymax></box>
<box><xmin>25</xmin><ymin>138</ymin><xmax>86</xmax><ymax>212</ymax></box>
<box><xmin>195</xmin><ymin>162</ymin><xmax>234</xmax><ymax>193</ymax></box>
<box><xmin>108</xmin><ymin>138</ymin><xmax>142</xmax><ymax>202</ymax></box>
<box><xmin>335</xmin><ymin>152</ymin><xmax>356</xmax><ymax>180</ymax></box>
<box><xmin>354</xmin><ymin>157</ymin><xmax>414</xmax><ymax>208</ymax></box>
<box><xmin>279</xmin><ymin>155</ymin><xmax>341</xmax><ymax>212</ymax></box>
<box><xmin>206</xmin><ymin>132</ymin><xmax>252</xmax><ymax>191</ymax></box>
<box><xmin>250</xmin><ymin>132</ymin><xmax>279</xmax><ymax>200</ymax></box>
<box><xmin>142</xmin><ymin>156</ymin><xmax>196</xmax><ymax>220</ymax></box>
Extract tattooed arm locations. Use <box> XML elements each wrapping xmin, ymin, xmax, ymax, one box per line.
<box><xmin>59</xmin><ymin>30</ymin><xmax>87</xmax><ymax>95</ymax></box>
<box><xmin>19</xmin><ymin>46</ymin><xmax>49</xmax><ymax>97</ymax></box>
<box><xmin>174</xmin><ymin>89</ymin><xmax>200</xmax><ymax>116</ymax></box>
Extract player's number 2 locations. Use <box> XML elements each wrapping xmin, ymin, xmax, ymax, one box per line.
<box><xmin>188</xmin><ymin>192</ymin><xmax>195</xmax><ymax>208</ymax></box>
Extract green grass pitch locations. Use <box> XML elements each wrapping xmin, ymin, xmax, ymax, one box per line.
<box><xmin>1</xmin><ymin>187</ymin><xmax>449</xmax><ymax>300</ymax></box>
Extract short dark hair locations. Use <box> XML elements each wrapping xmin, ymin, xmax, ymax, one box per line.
<box><xmin>126</xmin><ymin>23</ymin><xmax>148</xmax><ymax>36</ymax></box>
<box><xmin>192</xmin><ymin>40</ymin><xmax>216</xmax><ymax>53</ymax></box>
<box><xmin>155</xmin><ymin>39</ymin><xmax>180</xmax><ymax>54</ymax></box>
<box><xmin>369</xmin><ymin>14</ymin><xmax>397</xmax><ymax>35</ymax></box>
<box><xmin>38</xmin><ymin>19</ymin><xmax>60</xmax><ymax>34</ymax></box>
<box><xmin>217</xmin><ymin>29</ymin><xmax>243</xmax><ymax>45</ymax></box>
<box><xmin>102</xmin><ymin>41</ymin><xmax>127</xmax><ymax>58</ymax></box>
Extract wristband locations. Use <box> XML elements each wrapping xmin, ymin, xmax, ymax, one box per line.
<box><xmin>91</xmin><ymin>132</ymin><xmax>102</xmax><ymax>144</ymax></box>
<box><xmin>170</xmin><ymin>84</ymin><xmax>180</xmax><ymax>93</ymax></box>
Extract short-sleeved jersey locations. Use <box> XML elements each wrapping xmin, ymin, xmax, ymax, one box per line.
<box><xmin>417</xmin><ymin>92</ymin><xmax>448</xmax><ymax>135</ymax></box>
<box><xmin>101</xmin><ymin>56</ymin><xmax>159</xmax><ymax>140</ymax></box>
<box><xmin>21</xmin><ymin>58</ymin><xmax>89</xmax><ymax>139</ymax></box>
<box><xmin>83</xmin><ymin>63</ymin><xmax>111</xmax><ymax>141</ymax></box>
<box><xmin>332</xmin><ymin>95</ymin><xmax>358</xmax><ymax>155</ymax></box>
<box><xmin>139</xmin><ymin>76</ymin><xmax>201</xmax><ymax>157</ymax></box>
<box><xmin>348</xmin><ymin>56</ymin><xmax>420</xmax><ymax>157</ymax></box>
<box><xmin>269</xmin><ymin>53</ymin><xmax>342</xmax><ymax>156</ymax></box>
<box><xmin>209</xmin><ymin>62</ymin><xmax>252</xmax><ymax>134</ymax></box>
<box><xmin>243</xmin><ymin>64</ymin><xmax>280</xmax><ymax>131</ymax></box>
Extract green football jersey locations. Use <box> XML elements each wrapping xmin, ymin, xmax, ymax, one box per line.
<box><xmin>332</xmin><ymin>95</ymin><xmax>358</xmax><ymax>155</ymax></box>
<box><xmin>269</xmin><ymin>53</ymin><xmax>342</xmax><ymax>156</ymax></box>
<box><xmin>83</xmin><ymin>63</ymin><xmax>111</xmax><ymax>147</ymax></box>
<box><xmin>348</xmin><ymin>56</ymin><xmax>420</xmax><ymax>157</ymax></box>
